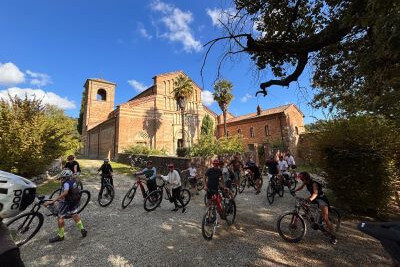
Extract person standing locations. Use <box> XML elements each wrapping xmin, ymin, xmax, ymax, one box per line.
<box><xmin>228</xmin><ymin>155</ymin><xmax>243</xmax><ymax>187</ymax></box>
<box><xmin>161</xmin><ymin>164</ymin><xmax>186</xmax><ymax>213</ymax></box>
<box><xmin>98</xmin><ymin>158</ymin><xmax>114</xmax><ymax>186</ymax></box>
<box><xmin>64</xmin><ymin>155</ymin><xmax>81</xmax><ymax>175</ymax></box>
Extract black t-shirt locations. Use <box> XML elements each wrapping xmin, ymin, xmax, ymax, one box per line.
<box><xmin>65</xmin><ymin>160</ymin><xmax>81</xmax><ymax>174</ymax></box>
<box><xmin>205</xmin><ymin>167</ymin><xmax>222</xmax><ymax>191</ymax></box>
<box><xmin>98</xmin><ymin>163</ymin><xmax>113</xmax><ymax>175</ymax></box>
<box><xmin>246</xmin><ymin>165</ymin><xmax>261</xmax><ymax>179</ymax></box>
<box><xmin>266</xmin><ymin>160</ymin><xmax>279</xmax><ymax>175</ymax></box>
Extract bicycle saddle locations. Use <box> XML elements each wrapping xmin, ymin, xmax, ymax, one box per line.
<box><xmin>358</xmin><ymin>221</ymin><xmax>400</xmax><ymax>263</ymax></box>
<box><xmin>37</xmin><ymin>195</ymin><xmax>46</xmax><ymax>201</ymax></box>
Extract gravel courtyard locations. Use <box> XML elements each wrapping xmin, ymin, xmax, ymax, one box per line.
<box><xmin>19</xmin><ymin>169</ymin><xmax>392</xmax><ymax>266</ymax></box>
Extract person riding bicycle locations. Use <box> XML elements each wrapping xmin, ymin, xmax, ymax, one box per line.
<box><xmin>98</xmin><ymin>158</ymin><xmax>114</xmax><ymax>186</ymax></box>
<box><xmin>0</xmin><ymin>171</ymin><xmax>36</xmax><ymax>266</ymax></box>
<box><xmin>184</xmin><ymin>162</ymin><xmax>198</xmax><ymax>195</ymax></box>
<box><xmin>228</xmin><ymin>155</ymin><xmax>244</xmax><ymax>186</ymax></box>
<box><xmin>205</xmin><ymin>159</ymin><xmax>222</xmax><ymax>205</ymax></box>
<box><xmin>285</xmin><ymin>152</ymin><xmax>296</xmax><ymax>170</ymax></box>
<box><xmin>266</xmin><ymin>155</ymin><xmax>279</xmax><ymax>182</ymax></box>
<box><xmin>244</xmin><ymin>159</ymin><xmax>262</xmax><ymax>194</ymax></box>
<box><xmin>293</xmin><ymin>171</ymin><xmax>337</xmax><ymax>244</ymax></box>
<box><xmin>278</xmin><ymin>155</ymin><xmax>290</xmax><ymax>184</ymax></box>
<box><xmin>160</xmin><ymin>164</ymin><xmax>186</xmax><ymax>213</ymax></box>
<box><xmin>221</xmin><ymin>160</ymin><xmax>235</xmax><ymax>199</ymax></box>
<box><xmin>44</xmin><ymin>169</ymin><xmax>87</xmax><ymax>243</ymax></box>
<box><xmin>135</xmin><ymin>160</ymin><xmax>157</xmax><ymax>194</ymax></box>
<box><xmin>64</xmin><ymin>155</ymin><xmax>81</xmax><ymax>176</ymax></box>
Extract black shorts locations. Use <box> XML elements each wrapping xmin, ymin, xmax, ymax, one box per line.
<box><xmin>188</xmin><ymin>176</ymin><xmax>197</xmax><ymax>186</ymax></box>
<box><xmin>290</xmin><ymin>165</ymin><xmax>297</xmax><ymax>170</ymax></box>
<box><xmin>224</xmin><ymin>179</ymin><xmax>233</xmax><ymax>189</ymax></box>
<box><xmin>57</xmin><ymin>201</ymin><xmax>80</xmax><ymax>218</ymax></box>
<box><xmin>207</xmin><ymin>189</ymin><xmax>218</xmax><ymax>199</ymax></box>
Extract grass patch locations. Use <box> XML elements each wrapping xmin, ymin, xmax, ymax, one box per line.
<box><xmin>37</xmin><ymin>180</ymin><xmax>60</xmax><ymax>195</ymax></box>
<box><xmin>111</xmin><ymin>161</ymin><xmax>134</xmax><ymax>175</ymax></box>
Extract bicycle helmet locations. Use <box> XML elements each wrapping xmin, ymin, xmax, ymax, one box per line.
<box><xmin>0</xmin><ymin>170</ymin><xmax>37</xmax><ymax>219</ymax></box>
<box><xmin>59</xmin><ymin>169</ymin><xmax>73</xmax><ymax>179</ymax></box>
<box><xmin>104</xmin><ymin>158</ymin><xmax>109</xmax><ymax>163</ymax></box>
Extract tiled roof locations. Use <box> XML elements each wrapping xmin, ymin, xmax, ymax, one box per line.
<box><xmin>128</xmin><ymin>86</ymin><xmax>155</xmax><ymax>102</ymax></box>
<box><xmin>225</xmin><ymin>104</ymin><xmax>293</xmax><ymax>124</ymax></box>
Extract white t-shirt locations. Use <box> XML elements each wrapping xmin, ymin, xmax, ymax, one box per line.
<box><xmin>161</xmin><ymin>170</ymin><xmax>181</xmax><ymax>189</ymax></box>
<box><xmin>188</xmin><ymin>167</ymin><xmax>197</xmax><ymax>177</ymax></box>
<box><xmin>285</xmin><ymin>155</ymin><xmax>296</xmax><ymax>166</ymax></box>
<box><xmin>222</xmin><ymin>167</ymin><xmax>230</xmax><ymax>183</ymax></box>
<box><xmin>278</xmin><ymin>160</ymin><xmax>289</xmax><ymax>172</ymax></box>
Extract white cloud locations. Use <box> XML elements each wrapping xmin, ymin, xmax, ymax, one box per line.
<box><xmin>26</xmin><ymin>70</ymin><xmax>52</xmax><ymax>87</ymax></box>
<box><xmin>128</xmin><ymin>80</ymin><xmax>149</xmax><ymax>92</ymax></box>
<box><xmin>0</xmin><ymin>87</ymin><xmax>76</xmax><ymax>109</ymax></box>
<box><xmin>150</xmin><ymin>0</ymin><xmax>202</xmax><ymax>53</ymax></box>
<box><xmin>241</xmin><ymin>93</ymin><xmax>254</xmax><ymax>103</ymax></box>
<box><xmin>201</xmin><ymin>90</ymin><xmax>215</xmax><ymax>106</ymax></box>
<box><xmin>137</xmin><ymin>23</ymin><xmax>153</xmax><ymax>39</ymax></box>
<box><xmin>206</xmin><ymin>7</ymin><xmax>236</xmax><ymax>28</ymax></box>
<box><xmin>0</xmin><ymin>62</ymin><xmax>25</xmax><ymax>85</ymax></box>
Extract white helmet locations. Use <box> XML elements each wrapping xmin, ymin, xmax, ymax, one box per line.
<box><xmin>0</xmin><ymin>170</ymin><xmax>37</xmax><ymax>219</ymax></box>
<box><xmin>59</xmin><ymin>169</ymin><xmax>73</xmax><ymax>179</ymax></box>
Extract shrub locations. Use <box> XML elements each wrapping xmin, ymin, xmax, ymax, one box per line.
<box><xmin>215</xmin><ymin>136</ymin><xmax>244</xmax><ymax>156</ymax></box>
<box><xmin>176</xmin><ymin>147</ymin><xmax>190</xmax><ymax>157</ymax></box>
<box><xmin>311</xmin><ymin>116</ymin><xmax>400</xmax><ymax>215</ymax></box>
<box><xmin>190</xmin><ymin>135</ymin><xmax>216</xmax><ymax>158</ymax></box>
<box><xmin>124</xmin><ymin>144</ymin><xmax>167</xmax><ymax>156</ymax></box>
<box><xmin>0</xmin><ymin>96</ymin><xmax>81</xmax><ymax>177</ymax></box>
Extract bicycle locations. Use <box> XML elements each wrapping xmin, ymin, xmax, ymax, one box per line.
<box><xmin>97</xmin><ymin>174</ymin><xmax>115</xmax><ymax>207</ymax></box>
<box><xmin>282</xmin><ymin>170</ymin><xmax>297</xmax><ymax>191</ymax></box>
<box><xmin>5</xmin><ymin>192</ymin><xmax>91</xmax><ymax>247</ymax></box>
<box><xmin>201</xmin><ymin>189</ymin><xmax>236</xmax><ymax>241</ymax></box>
<box><xmin>203</xmin><ymin>182</ymin><xmax>237</xmax><ymax>206</ymax></box>
<box><xmin>181</xmin><ymin>170</ymin><xmax>205</xmax><ymax>192</ymax></box>
<box><xmin>121</xmin><ymin>174</ymin><xmax>149</xmax><ymax>209</ymax></box>
<box><xmin>266</xmin><ymin>175</ymin><xmax>284</xmax><ymax>204</ymax></box>
<box><xmin>144</xmin><ymin>178</ymin><xmax>191</xmax><ymax>212</ymax></box>
<box><xmin>128</xmin><ymin>155</ymin><xmax>146</xmax><ymax>170</ymax></box>
<box><xmin>277</xmin><ymin>193</ymin><xmax>341</xmax><ymax>243</ymax></box>
<box><xmin>238</xmin><ymin>169</ymin><xmax>263</xmax><ymax>194</ymax></box>
<box><xmin>49</xmin><ymin>174</ymin><xmax>83</xmax><ymax>199</ymax></box>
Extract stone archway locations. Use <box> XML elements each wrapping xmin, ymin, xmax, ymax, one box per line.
<box><xmin>174</xmin><ymin>129</ymin><xmax>190</xmax><ymax>152</ymax></box>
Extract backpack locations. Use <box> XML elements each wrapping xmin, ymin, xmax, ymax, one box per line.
<box><xmin>63</xmin><ymin>179</ymin><xmax>81</xmax><ymax>203</ymax></box>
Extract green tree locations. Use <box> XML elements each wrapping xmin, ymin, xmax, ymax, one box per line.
<box><xmin>200</xmin><ymin>114</ymin><xmax>214</xmax><ymax>136</ymax></box>
<box><xmin>213</xmin><ymin>79</ymin><xmax>234</xmax><ymax>137</ymax></box>
<box><xmin>190</xmin><ymin>134</ymin><xmax>217</xmax><ymax>158</ymax></box>
<box><xmin>0</xmin><ymin>95</ymin><xmax>80</xmax><ymax>177</ymax></box>
<box><xmin>216</xmin><ymin>136</ymin><xmax>244</xmax><ymax>156</ymax></box>
<box><xmin>205</xmin><ymin>0</ymin><xmax>400</xmax><ymax>124</ymax></box>
<box><xmin>77</xmin><ymin>89</ymin><xmax>86</xmax><ymax>135</ymax></box>
<box><xmin>172</xmin><ymin>74</ymin><xmax>194</xmax><ymax>148</ymax></box>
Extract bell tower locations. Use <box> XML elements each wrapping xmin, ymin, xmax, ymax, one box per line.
<box><xmin>81</xmin><ymin>78</ymin><xmax>116</xmax><ymax>155</ymax></box>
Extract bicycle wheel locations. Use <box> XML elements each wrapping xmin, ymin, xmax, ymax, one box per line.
<box><xmin>49</xmin><ymin>188</ymin><xmax>61</xmax><ymax>199</ymax></box>
<box><xmin>328</xmin><ymin>207</ymin><xmax>341</xmax><ymax>232</ymax></box>
<box><xmin>278</xmin><ymin>184</ymin><xmax>284</xmax><ymax>197</ymax></box>
<box><xmin>144</xmin><ymin>190</ymin><xmax>163</xmax><ymax>212</ymax></box>
<box><xmin>196</xmin><ymin>178</ymin><xmax>204</xmax><ymax>191</ymax></box>
<box><xmin>277</xmin><ymin>212</ymin><xmax>306</xmax><ymax>243</ymax></box>
<box><xmin>225</xmin><ymin>200</ymin><xmax>236</xmax><ymax>226</ymax></box>
<box><xmin>76</xmin><ymin>190</ymin><xmax>91</xmax><ymax>214</ymax></box>
<box><xmin>204</xmin><ymin>193</ymin><xmax>208</xmax><ymax>206</ymax></box>
<box><xmin>231</xmin><ymin>184</ymin><xmax>238</xmax><ymax>198</ymax></box>
<box><xmin>77</xmin><ymin>181</ymin><xmax>83</xmax><ymax>190</ymax></box>
<box><xmin>98</xmin><ymin>184</ymin><xmax>114</xmax><ymax>207</ymax></box>
<box><xmin>266</xmin><ymin>184</ymin><xmax>275</xmax><ymax>205</ymax></box>
<box><xmin>288</xmin><ymin>177</ymin><xmax>297</xmax><ymax>191</ymax></box>
<box><xmin>121</xmin><ymin>186</ymin><xmax>137</xmax><ymax>209</ymax></box>
<box><xmin>5</xmin><ymin>211</ymin><xmax>44</xmax><ymax>247</ymax></box>
<box><xmin>239</xmin><ymin>179</ymin><xmax>246</xmax><ymax>193</ymax></box>
<box><xmin>177</xmin><ymin>188</ymin><xmax>191</xmax><ymax>208</ymax></box>
<box><xmin>201</xmin><ymin>209</ymin><xmax>216</xmax><ymax>241</ymax></box>
<box><xmin>253</xmin><ymin>178</ymin><xmax>263</xmax><ymax>191</ymax></box>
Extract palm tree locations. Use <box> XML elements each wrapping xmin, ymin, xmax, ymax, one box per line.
<box><xmin>213</xmin><ymin>79</ymin><xmax>234</xmax><ymax>137</ymax></box>
<box><xmin>172</xmin><ymin>74</ymin><xmax>194</xmax><ymax>149</ymax></box>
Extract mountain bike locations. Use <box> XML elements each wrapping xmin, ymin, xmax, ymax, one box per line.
<box><xmin>238</xmin><ymin>169</ymin><xmax>263</xmax><ymax>193</ymax></box>
<box><xmin>97</xmin><ymin>174</ymin><xmax>115</xmax><ymax>207</ymax></box>
<box><xmin>282</xmin><ymin>170</ymin><xmax>297</xmax><ymax>191</ymax></box>
<box><xmin>203</xmin><ymin>182</ymin><xmax>237</xmax><ymax>206</ymax></box>
<box><xmin>144</xmin><ymin>178</ymin><xmax>191</xmax><ymax>212</ymax></box>
<box><xmin>266</xmin><ymin>175</ymin><xmax>284</xmax><ymax>204</ymax></box>
<box><xmin>277</xmin><ymin>194</ymin><xmax>341</xmax><ymax>243</ymax></box>
<box><xmin>121</xmin><ymin>174</ymin><xmax>149</xmax><ymax>209</ymax></box>
<box><xmin>5</xmin><ymin>192</ymin><xmax>91</xmax><ymax>247</ymax></box>
<box><xmin>202</xmin><ymin>189</ymin><xmax>236</xmax><ymax>241</ymax></box>
<box><xmin>128</xmin><ymin>155</ymin><xmax>146</xmax><ymax>170</ymax></box>
<box><xmin>181</xmin><ymin>170</ymin><xmax>205</xmax><ymax>191</ymax></box>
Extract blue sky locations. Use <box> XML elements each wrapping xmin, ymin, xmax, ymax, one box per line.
<box><xmin>0</xmin><ymin>0</ymin><xmax>325</xmax><ymax>124</ymax></box>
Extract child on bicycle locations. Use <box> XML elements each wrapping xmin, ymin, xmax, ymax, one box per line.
<box><xmin>184</xmin><ymin>162</ymin><xmax>198</xmax><ymax>195</ymax></box>
<box><xmin>135</xmin><ymin>160</ymin><xmax>157</xmax><ymax>193</ymax></box>
<box><xmin>160</xmin><ymin>164</ymin><xmax>186</xmax><ymax>213</ymax></box>
<box><xmin>98</xmin><ymin>158</ymin><xmax>114</xmax><ymax>186</ymax></box>
<box><xmin>44</xmin><ymin>169</ymin><xmax>87</xmax><ymax>243</ymax></box>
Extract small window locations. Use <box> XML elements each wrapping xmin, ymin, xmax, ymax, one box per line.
<box><xmin>250</xmin><ymin>127</ymin><xmax>255</xmax><ymax>138</ymax></box>
<box><xmin>237</xmin><ymin>128</ymin><xmax>241</xmax><ymax>134</ymax></box>
<box><xmin>265</xmin><ymin>125</ymin><xmax>270</xmax><ymax>136</ymax></box>
<box><xmin>227</xmin><ymin>131</ymin><xmax>229</xmax><ymax>137</ymax></box>
<box><xmin>295</xmin><ymin>126</ymin><xmax>299</xmax><ymax>135</ymax></box>
<box><xmin>97</xmin><ymin>89</ymin><xmax>107</xmax><ymax>101</ymax></box>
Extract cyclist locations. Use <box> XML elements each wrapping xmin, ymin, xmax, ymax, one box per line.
<box><xmin>161</xmin><ymin>164</ymin><xmax>186</xmax><ymax>213</ymax></box>
<box><xmin>0</xmin><ymin>170</ymin><xmax>36</xmax><ymax>266</ymax></box>
<box><xmin>244</xmin><ymin>159</ymin><xmax>262</xmax><ymax>194</ymax></box>
<box><xmin>285</xmin><ymin>152</ymin><xmax>296</xmax><ymax>170</ymax></box>
<box><xmin>266</xmin><ymin>155</ymin><xmax>279</xmax><ymax>183</ymax></box>
<box><xmin>64</xmin><ymin>155</ymin><xmax>81</xmax><ymax>175</ymax></box>
<box><xmin>221</xmin><ymin>160</ymin><xmax>235</xmax><ymax>199</ymax></box>
<box><xmin>44</xmin><ymin>169</ymin><xmax>87</xmax><ymax>243</ymax></box>
<box><xmin>205</xmin><ymin>159</ymin><xmax>222</xmax><ymax>205</ymax></box>
<box><xmin>228</xmin><ymin>155</ymin><xmax>243</xmax><ymax>186</ymax></box>
<box><xmin>278</xmin><ymin>155</ymin><xmax>290</xmax><ymax>184</ymax></box>
<box><xmin>294</xmin><ymin>171</ymin><xmax>337</xmax><ymax>244</ymax></box>
<box><xmin>135</xmin><ymin>160</ymin><xmax>157</xmax><ymax>194</ymax></box>
<box><xmin>184</xmin><ymin>162</ymin><xmax>198</xmax><ymax>195</ymax></box>
<box><xmin>98</xmin><ymin>158</ymin><xmax>114</xmax><ymax>186</ymax></box>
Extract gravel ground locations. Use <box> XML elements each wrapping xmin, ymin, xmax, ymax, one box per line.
<box><xmin>19</xmin><ymin>171</ymin><xmax>392</xmax><ymax>266</ymax></box>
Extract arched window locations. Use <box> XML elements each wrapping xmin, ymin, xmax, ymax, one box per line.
<box><xmin>250</xmin><ymin>127</ymin><xmax>255</xmax><ymax>138</ymax></box>
<box><xmin>237</xmin><ymin>128</ymin><xmax>242</xmax><ymax>134</ymax></box>
<box><xmin>96</xmin><ymin>89</ymin><xmax>107</xmax><ymax>101</ymax></box>
<box><xmin>295</xmin><ymin>126</ymin><xmax>299</xmax><ymax>135</ymax></box>
<box><xmin>265</xmin><ymin>125</ymin><xmax>270</xmax><ymax>136</ymax></box>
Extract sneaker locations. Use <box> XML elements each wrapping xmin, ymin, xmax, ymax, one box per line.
<box><xmin>81</xmin><ymin>229</ymin><xmax>87</xmax><ymax>238</ymax></box>
<box><xmin>49</xmin><ymin>235</ymin><xmax>64</xmax><ymax>243</ymax></box>
<box><xmin>182</xmin><ymin>207</ymin><xmax>187</xmax><ymax>213</ymax></box>
<box><xmin>171</xmin><ymin>208</ymin><xmax>179</xmax><ymax>212</ymax></box>
<box><xmin>330</xmin><ymin>236</ymin><xmax>337</xmax><ymax>245</ymax></box>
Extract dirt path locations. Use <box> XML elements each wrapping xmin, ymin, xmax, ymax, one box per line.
<box><xmin>19</xmin><ymin>166</ymin><xmax>392</xmax><ymax>266</ymax></box>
